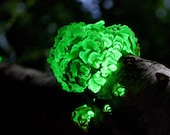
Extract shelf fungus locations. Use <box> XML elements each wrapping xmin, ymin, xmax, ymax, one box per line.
<box><xmin>47</xmin><ymin>20</ymin><xmax>140</xmax><ymax>94</ymax></box>
<box><xmin>47</xmin><ymin>20</ymin><xmax>140</xmax><ymax>132</ymax></box>
<box><xmin>71</xmin><ymin>104</ymin><xmax>94</xmax><ymax>132</ymax></box>
<box><xmin>0</xmin><ymin>56</ymin><xmax>3</xmax><ymax>63</ymax></box>
<box><xmin>103</xmin><ymin>104</ymin><xmax>112</xmax><ymax>114</ymax></box>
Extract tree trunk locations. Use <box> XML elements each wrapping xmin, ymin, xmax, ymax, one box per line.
<box><xmin>1</xmin><ymin>55</ymin><xmax>170</xmax><ymax>135</ymax></box>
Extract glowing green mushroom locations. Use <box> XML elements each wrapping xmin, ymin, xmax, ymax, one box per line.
<box><xmin>47</xmin><ymin>20</ymin><xmax>141</xmax><ymax>132</ymax></box>
<box><xmin>72</xmin><ymin>104</ymin><xmax>95</xmax><ymax>132</ymax></box>
<box><xmin>47</xmin><ymin>20</ymin><xmax>140</xmax><ymax>94</ymax></box>
<box><xmin>0</xmin><ymin>56</ymin><xmax>3</xmax><ymax>63</ymax></box>
<box><xmin>112</xmin><ymin>83</ymin><xmax>126</xmax><ymax>96</ymax></box>
<box><xmin>103</xmin><ymin>104</ymin><xmax>112</xmax><ymax>113</ymax></box>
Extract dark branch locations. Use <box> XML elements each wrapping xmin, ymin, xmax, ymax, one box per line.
<box><xmin>0</xmin><ymin>62</ymin><xmax>57</xmax><ymax>88</ymax></box>
<box><xmin>1</xmin><ymin>56</ymin><xmax>170</xmax><ymax>135</ymax></box>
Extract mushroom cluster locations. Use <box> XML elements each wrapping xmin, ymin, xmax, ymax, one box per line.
<box><xmin>47</xmin><ymin>20</ymin><xmax>140</xmax><ymax>95</ymax></box>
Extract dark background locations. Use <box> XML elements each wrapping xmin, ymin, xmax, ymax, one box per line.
<box><xmin>1</xmin><ymin>0</ymin><xmax>170</xmax><ymax>71</ymax></box>
<box><xmin>1</xmin><ymin>0</ymin><xmax>170</xmax><ymax>135</ymax></box>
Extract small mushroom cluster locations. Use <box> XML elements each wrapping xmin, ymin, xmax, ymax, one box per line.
<box><xmin>47</xmin><ymin>20</ymin><xmax>140</xmax><ymax>132</ymax></box>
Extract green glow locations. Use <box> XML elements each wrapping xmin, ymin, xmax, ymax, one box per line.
<box><xmin>71</xmin><ymin>104</ymin><xmax>94</xmax><ymax>132</ymax></box>
<box><xmin>112</xmin><ymin>83</ymin><xmax>126</xmax><ymax>96</ymax></box>
<box><xmin>103</xmin><ymin>104</ymin><xmax>112</xmax><ymax>113</ymax></box>
<box><xmin>0</xmin><ymin>56</ymin><xmax>3</xmax><ymax>63</ymax></box>
<box><xmin>47</xmin><ymin>20</ymin><xmax>140</xmax><ymax>93</ymax></box>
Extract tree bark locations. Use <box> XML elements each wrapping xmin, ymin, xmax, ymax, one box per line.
<box><xmin>1</xmin><ymin>55</ymin><xmax>170</xmax><ymax>135</ymax></box>
<box><xmin>90</xmin><ymin>56</ymin><xmax>170</xmax><ymax>135</ymax></box>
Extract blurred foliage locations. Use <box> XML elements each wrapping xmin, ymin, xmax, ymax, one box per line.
<box><xmin>0</xmin><ymin>0</ymin><xmax>170</xmax><ymax>71</ymax></box>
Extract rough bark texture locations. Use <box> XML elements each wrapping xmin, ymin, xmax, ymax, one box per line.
<box><xmin>89</xmin><ymin>56</ymin><xmax>170</xmax><ymax>135</ymax></box>
<box><xmin>1</xmin><ymin>55</ymin><xmax>170</xmax><ymax>135</ymax></box>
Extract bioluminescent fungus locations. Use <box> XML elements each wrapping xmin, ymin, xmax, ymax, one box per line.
<box><xmin>47</xmin><ymin>20</ymin><xmax>140</xmax><ymax>132</ymax></box>
<box><xmin>47</xmin><ymin>20</ymin><xmax>140</xmax><ymax>95</ymax></box>
<box><xmin>72</xmin><ymin>104</ymin><xmax>95</xmax><ymax>132</ymax></box>
<box><xmin>112</xmin><ymin>83</ymin><xmax>126</xmax><ymax>96</ymax></box>
<box><xmin>0</xmin><ymin>56</ymin><xmax>3</xmax><ymax>63</ymax></box>
<box><xmin>103</xmin><ymin>104</ymin><xmax>112</xmax><ymax>113</ymax></box>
